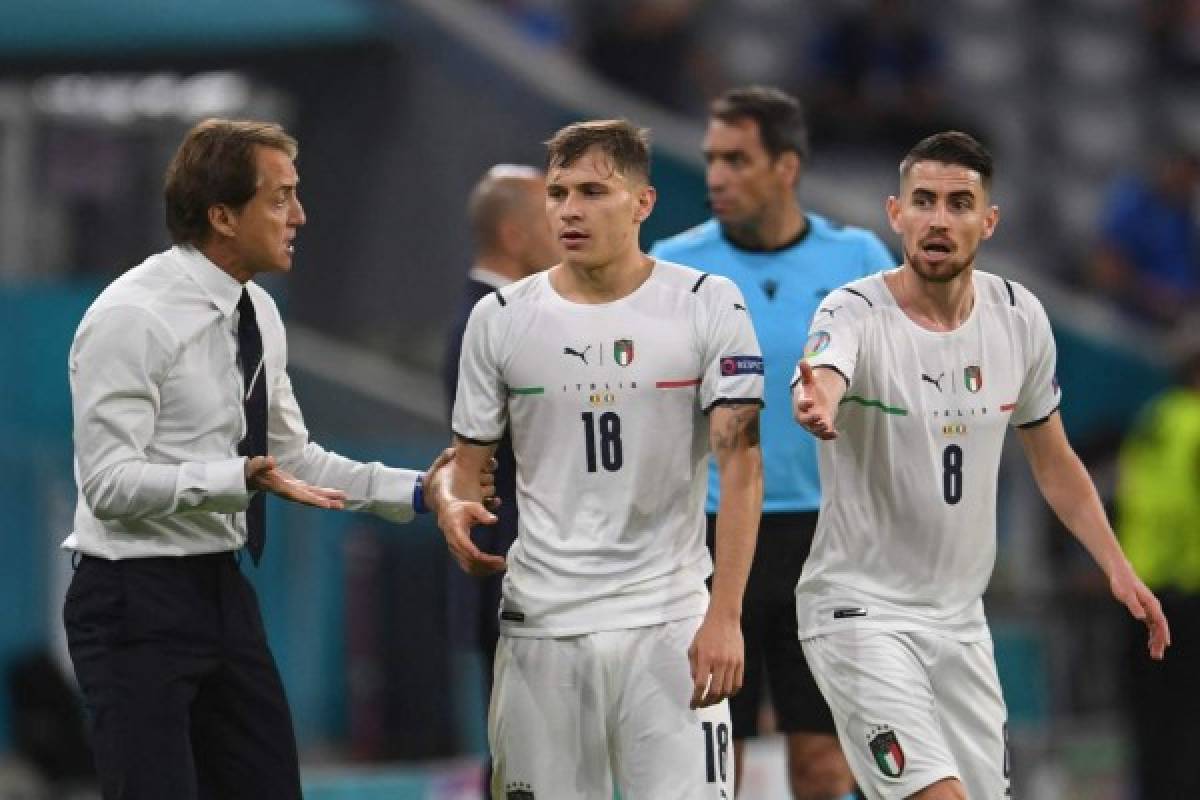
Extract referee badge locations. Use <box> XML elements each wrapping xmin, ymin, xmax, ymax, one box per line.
<box><xmin>867</xmin><ymin>725</ymin><xmax>906</xmax><ymax>778</ymax></box>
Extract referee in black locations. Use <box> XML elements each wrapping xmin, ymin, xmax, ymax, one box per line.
<box><xmin>62</xmin><ymin>119</ymin><xmax>489</xmax><ymax>799</ymax></box>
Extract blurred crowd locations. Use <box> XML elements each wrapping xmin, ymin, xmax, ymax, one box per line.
<box><xmin>486</xmin><ymin>0</ymin><xmax>1200</xmax><ymax>335</ymax></box>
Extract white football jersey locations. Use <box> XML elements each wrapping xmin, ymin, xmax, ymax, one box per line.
<box><xmin>454</xmin><ymin>260</ymin><xmax>764</xmax><ymax>637</ymax></box>
<box><xmin>793</xmin><ymin>270</ymin><xmax>1060</xmax><ymax>641</ymax></box>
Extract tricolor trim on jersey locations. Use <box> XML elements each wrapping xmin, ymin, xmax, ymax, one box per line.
<box><xmin>656</xmin><ymin>378</ymin><xmax>702</xmax><ymax>389</ymax></box>
<box><xmin>841</xmin><ymin>395</ymin><xmax>908</xmax><ymax>416</ymax></box>
<box><xmin>510</xmin><ymin>386</ymin><xmax>544</xmax><ymax>395</ymax></box>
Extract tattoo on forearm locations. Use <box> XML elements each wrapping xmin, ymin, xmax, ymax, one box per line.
<box><xmin>714</xmin><ymin>406</ymin><xmax>761</xmax><ymax>452</ymax></box>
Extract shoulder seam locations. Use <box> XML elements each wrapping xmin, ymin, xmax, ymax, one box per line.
<box><xmin>493</xmin><ymin>289</ymin><xmax>507</xmax><ymax>307</ymax></box>
<box><xmin>691</xmin><ymin>272</ymin><xmax>710</xmax><ymax>293</ymax></box>
<box><xmin>840</xmin><ymin>287</ymin><xmax>875</xmax><ymax>308</ymax></box>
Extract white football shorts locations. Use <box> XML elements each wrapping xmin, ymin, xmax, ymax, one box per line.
<box><xmin>489</xmin><ymin>615</ymin><xmax>733</xmax><ymax>800</ymax></box>
<box><xmin>802</xmin><ymin>629</ymin><xmax>1010</xmax><ymax>800</ymax></box>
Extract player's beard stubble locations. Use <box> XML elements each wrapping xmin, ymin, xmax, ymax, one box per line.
<box><xmin>905</xmin><ymin>246</ymin><xmax>976</xmax><ymax>285</ymax></box>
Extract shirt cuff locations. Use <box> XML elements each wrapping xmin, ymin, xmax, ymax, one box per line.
<box><xmin>369</xmin><ymin>467</ymin><xmax>419</xmax><ymax>524</ymax></box>
<box><xmin>176</xmin><ymin>457</ymin><xmax>252</xmax><ymax>513</ymax></box>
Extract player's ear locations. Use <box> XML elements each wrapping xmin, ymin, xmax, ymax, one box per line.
<box><xmin>885</xmin><ymin>195</ymin><xmax>903</xmax><ymax>234</ymax></box>
<box><xmin>633</xmin><ymin>185</ymin><xmax>656</xmax><ymax>225</ymax></box>
<box><xmin>980</xmin><ymin>204</ymin><xmax>1000</xmax><ymax>240</ymax></box>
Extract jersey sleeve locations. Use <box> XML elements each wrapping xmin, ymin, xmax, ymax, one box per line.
<box><xmin>698</xmin><ymin>276</ymin><xmax>764</xmax><ymax>412</ymax></box>
<box><xmin>1010</xmin><ymin>288</ymin><xmax>1062</xmax><ymax>428</ymax></box>
<box><xmin>790</xmin><ymin>286</ymin><xmax>866</xmax><ymax>390</ymax></box>
<box><xmin>451</xmin><ymin>294</ymin><xmax>509</xmax><ymax>444</ymax></box>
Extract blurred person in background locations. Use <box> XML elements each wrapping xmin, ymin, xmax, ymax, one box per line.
<box><xmin>62</xmin><ymin>118</ymin><xmax>486</xmax><ymax>800</ymax></box>
<box><xmin>1116</xmin><ymin>319</ymin><xmax>1200</xmax><ymax>798</ymax></box>
<box><xmin>576</xmin><ymin>0</ymin><xmax>707</xmax><ymax>111</ymax></box>
<box><xmin>803</xmin><ymin>0</ymin><xmax>962</xmax><ymax>151</ymax></box>
<box><xmin>791</xmin><ymin>130</ymin><xmax>1170</xmax><ymax>800</ymax></box>
<box><xmin>1144</xmin><ymin>0</ymin><xmax>1200</xmax><ymax>79</ymax></box>
<box><xmin>651</xmin><ymin>85</ymin><xmax>893</xmax><ymax>800</ymax></box>
<box><xmin>441</xmin><ymin>163</ymin><xmax>557</xmax><ymax>797</ymax></box>
<box><xmin>435</xmin><ymin>119</ymin><xmax>763</xmax><ymax>798</ymax></box>
<box><xmin>1090</xmin><ymin>143</ymin><xmax>1200</xmax><ymax>327</ymax></box>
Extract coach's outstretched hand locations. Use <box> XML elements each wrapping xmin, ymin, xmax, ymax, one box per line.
<box><xmin>245</xmin><ymin>456</ymin><xmax>347</xmax><ymax>509</ymax></box>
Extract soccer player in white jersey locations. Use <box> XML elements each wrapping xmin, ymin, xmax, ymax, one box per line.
<box><xmin>433</xmin><ymin>119</ymin><xmax>764</xmax><ymax>799</ymax></box>
<box><xmin>790</xmin><ymin>131</ymin><xmax>1171</xmax><ymax>800</ymax></box>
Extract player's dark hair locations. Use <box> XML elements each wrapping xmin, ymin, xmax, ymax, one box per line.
<box><xmin>710</xmin><ymin>86</ymin><xmax>809</xmax><ymax>162</ymax></box>
<box><xmin>164</xmin><ymin>118</ymin><xmax>298</xmax><ymax>246</ymax></box>
<box><xmin>900</xmin><ymin>131</ymin><xmax>993</xmax><ymax>188</ymax></box>
<box><xmin>545</xmin><ymin>119</ymin><xmax>651</xmax><ymax>182</ymax></box>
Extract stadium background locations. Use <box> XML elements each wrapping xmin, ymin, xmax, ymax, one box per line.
<box><xmin>0</xmin><ymin>0</ymin><xmax>1191</xmax><ymax>797</ymax></box>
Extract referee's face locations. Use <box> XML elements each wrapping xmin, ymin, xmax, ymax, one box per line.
<box><xmin>887</xmin><ymin>160</ymin><xmax>998</xmax><ymax>284</ymax></box>
<box><xmin>703</xmin><ymin>117</ymin><xmax>796</xmax><ymax>233</ymax></box>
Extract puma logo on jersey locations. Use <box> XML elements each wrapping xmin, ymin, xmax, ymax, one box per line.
<box><xmin>762</xmin><ymin>279</ymin><xmax>779</xmax><ymax>300</ymax></box>
<box><xmin>818</xmin><ymin>305</ymin><xmax>842</xmax><ymax>318</ymax></box>
<box><xmin>921</xmin><ymin>372</ymin><xmax>945</xmax><ymax>391</ymax></box>
<box><xmin>733</xmin><ymin>303</ymin><xmax>746</xmax><ymax>311</ymax></box>
<box><xmin>563</xmin><ymin>345</ymin><xmax>591</xmax><ymax>364</ymax></box>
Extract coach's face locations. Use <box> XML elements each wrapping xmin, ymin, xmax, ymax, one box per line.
<box><xmin>704</xmin><ymin>117</ymin><xmax>797</xmax><ymax>232</ymax></box>
<box><xmin>546</xmin><ymin>147</ymin><xmax>654</xmax><ymax>270</ymax></box>
<box><xmin>887</xmin><ymin>160</ymin><xmax>998</xmax><ymax>284</ymax></box>
<box><xmin>222</xmin><ymin>146</ymin><xmax>306</xmax><ymax>278</ymax></box>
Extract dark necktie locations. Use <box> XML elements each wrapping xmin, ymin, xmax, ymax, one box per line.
<box><xmin>237</xmin><ymin>289</ymin><xmax>268</xmax><ymax>564</ymax></box>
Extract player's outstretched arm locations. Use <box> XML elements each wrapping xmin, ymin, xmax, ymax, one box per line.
<box><xmin>690</xmin><ymin>403</ymin><xmax>763</xmax><ymax>709</ymax></box>
<box><xmin>1018</xmin><ymin>413</ymin><xmax>1170</xmax><ymax>659</ymax></box>
<box><xmin>791</xmin><ymin>361</ymin><xmax>847</xmax><ymax>440</ymax></box>
<box><xmin>428</xmin><ymin>437</ymin><xmax>505</xmax><ymax>576</ymax></box>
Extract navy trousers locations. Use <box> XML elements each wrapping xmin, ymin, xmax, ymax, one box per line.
<box><xmin>64</xmin><ymin>552</ymin><xmax>301</xmax><ymax>800</ymax></box>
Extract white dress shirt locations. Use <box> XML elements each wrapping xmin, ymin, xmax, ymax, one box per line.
<box><xmin>64</xmin><ymin>245</ymin><xmax>420</xmax><ymax>559</ymax></box>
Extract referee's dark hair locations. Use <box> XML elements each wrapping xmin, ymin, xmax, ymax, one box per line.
<box><xmin>900</xmin><ymin>131</ymin><xmax>994</xmax><ymax>190</ymax></box>
<box><xmin>710</xmin><ymin>86</ymin><xmax>809</xmax><ymax>164</ymax></box>
<box><xmin>164</xmin><ymin>118</ymin><xmax>298</xmax><ymax>247</ymax></box>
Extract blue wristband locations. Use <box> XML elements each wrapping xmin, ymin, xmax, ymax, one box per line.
<box><xmin>413</xmin><ymin>473</ymin><xmax>428</xmax><ymax>514</ymax></box>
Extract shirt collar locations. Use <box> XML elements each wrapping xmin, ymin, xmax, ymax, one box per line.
<box><xmin>467</xmin><ymin>266</ymin><xmax>513</xmax><ymax>290</ymax></box>
<box><xmin>173</xmin><ymin>244</ymin><xmax>246</xmax><ymax>318</ymax></box>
